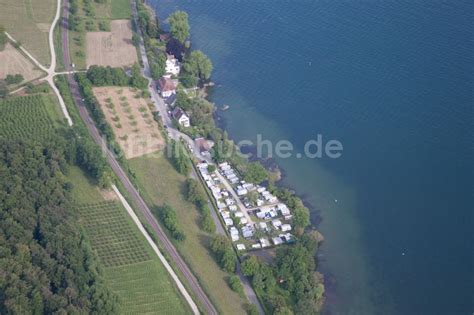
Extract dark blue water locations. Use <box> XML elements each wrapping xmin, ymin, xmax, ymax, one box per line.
<box><xmin>152</xmin><ymin>0</ymin><xmax>474</xmax><ymax>314</ymax></box>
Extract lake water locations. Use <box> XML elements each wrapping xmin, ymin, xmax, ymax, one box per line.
<box><xmin>151</xmin><ymin>0</ymin><xmax>473</xmax><ymax>314</ymax></box>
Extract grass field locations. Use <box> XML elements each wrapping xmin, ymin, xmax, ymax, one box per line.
<box><xmin>69</xmin><ymin>169</ymin><xmax>189</xmax><ymax>315</ymax></box>
<box><xmin>0</xmin><ymin>0</ymin><xmax>55</xmax><ymax>66</ymax></box>
<box><xmin>86</xmin><ymin>20</ymin><xmax>138</xmax><ymax>68</ymax></box>
<box><xmin>69</xmin><ymin>0</ymin><xmax>133</xmax><ymax>69</ymax></box>
<box><xmin>129</xmin><ymin>154</ymin><xmax>248</xmax><ymax>315</ymax></box>
<box><xmin>0</xmin><ymin>94</ymin><xmax>63</xmax><ymax>142</ymax></box>
<box><xmin>0</xmin><ymin>43</ymin><xmax>44</xmax><ymax>84</ymax></box>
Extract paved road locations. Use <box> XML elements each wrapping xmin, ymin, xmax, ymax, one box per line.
<box><xmin>61</xmin><ymin>1</ymin><xmax>217</xmax><ymax>314</ymax></box>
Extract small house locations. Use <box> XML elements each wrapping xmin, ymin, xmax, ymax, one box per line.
<box><xmin>158</xmin><ymin>76</ymin><xmax>177</xmax><ymax>98</ymax></box>
<box><xmin>224</xmin><ymin>218</ymin><xmax>234</xmax><ymax>226</ymax></box>
<box><xmin>171</xmin><ymin>107</ymin><xmax>190</xmax><ymax>127</ymax></box>
<box><xmin>195</xmin><ymin>137</ymin><xmax>212</xmax><ymax>155</ymax></box>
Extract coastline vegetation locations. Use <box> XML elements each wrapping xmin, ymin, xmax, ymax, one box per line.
<box><xmin>144</xmin><ymin>5</ymin><xmax>325</xmax><ymax>314</ymax></box>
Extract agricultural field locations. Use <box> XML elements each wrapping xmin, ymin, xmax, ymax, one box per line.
<box><xmin>0</xmin><ymin>94</ymin><xmax>63</xmax><ymax>142</ymax></box>
<box><xmin>93</xmin><ymin>86</ymin><xmax>164</xmax><ymax>159</ymax></box>
<box><xmin>86</xmin><ymin>20</ymin><xmax>138</xmax><ymax>68</ymax></box>
<box><xmin>0</xmin><ymin>43</ymin><xmax>44</xmax><ymax>84</ymax></box>
<box><xmin>69</xmin><ymin>170</ymin><xmax>189</xmax><ymax>315</ymax></box>
<box><xmin>0</xmin><ymin>0</ymin><xmax>55</xmax><ymax>66</ymax></box>
<box><xmin>129</xmin><ymin>154</ymin><xmax>248</xmax><ymax>315</ymax></box>
<box><xmin>68</xmin><ymin>0</ymin><xmax>134</xmax><ymax>69</ymax></box>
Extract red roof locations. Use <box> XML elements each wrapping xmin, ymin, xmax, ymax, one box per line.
<box><xmin>158</xmin><ymin>77</ymin><xmax>176</xmax><ymax>92</ymax></box>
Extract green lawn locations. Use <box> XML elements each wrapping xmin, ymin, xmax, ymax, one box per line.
<box><xmin>129</xmin><ymin>154</ymin><xmax>248</xmax><ymax>315</ymax></box>
<box><xmin>68</xmin><ymin>169</ymin><xmax>190</xmax><ymax>315</ymax></box>
<box><xmin>110</xmin><ymin>0</ymin><xmax>132</xmax><ymax>19</ymax></box>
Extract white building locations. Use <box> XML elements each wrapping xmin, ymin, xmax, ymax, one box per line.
<box><xmin>272</xmin><ymin>237</ymin><xmax>284</xmax><ymax>246</ymax></box>
<box><xmin>258</xmin><ymin>222</ymin><xmax>269</xmax><ymax>232</ymax></box>
<box><xmin>171</xmin><ymin>107</ymin><xmax>190</xmax><ymax>127</ymax></box>
<box><xmin>259</xmin><ymin>238</ymin><xmax>271</xmax><ymax>248</ymax></box>
<box><xmin>242</xmin><ymin>225</ymin><xmax>254</xmax><ymax>238</ymax></box>
<box><xmin>165</xmin><ymin>54</ymin><xmax>180</xmax><ymax>76</ymax></box>
<box><xmin>278</xmin><ymin>203</ymin><xmax>291</xmax><ymax>216</ymax></box>
<box><xmin>236</xmin><ymin>244</ymin><xmax>246</xmax><ymax>251</ymax></box>
<box><xmin>281</xmin><ymin>224</ymin><xmax>292</xmax><ymax>232</ymax></box>
<box><xmin>237</xmin><ymin>188</ymin><xmax>248</xmax><ymax>196</ymax></box>
<box><xmin>272</xmin><ymin>219</ymin><xmax>282</xmax><ymax>229</ymax></box>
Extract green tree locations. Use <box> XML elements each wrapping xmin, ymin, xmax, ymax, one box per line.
<box><xmin>185</xmin><ymin>178</ymin><xmax>207</xmax><ymax>207</ymax></box>
<box><xmin>168</xmin><ymin>11</ymin><xmax>190</xmax><ymax>44</ymax></box>
<box><xmin>207</xmin><ymin>164</ymin><xmax>217</xmax><ymax>173</ymax></box>
<box><xmin>0</xmin><ymin>25</ymin><xmax>7</xmax><ymax>51</ymax></box>
<box><xmin>130</xmin><ymin>63</ymin><xmax>148</xmax><ymax>89</ymax></box>
<box><xmin>183</xmin><ymin>50</ymin><xmax>213</xmax><ymax>81</ymax></box>
<box><xmin>210</xmin><ymin>235</ymin><xmax>236</xmax><ymax>273</ymax></box>
<box><xmin>201</xmin><ymin>212</ymin><xmax>216</xmax><ymax>233</ymax></box>
<box><xmin>245</xmin><ymin>303</ymin><xmax>259</xmax><ymax>315</ymax></box>
<box><xmin>5</xmin><ymin>74</ymin><xmax>24</xmax><ymax>85</ymax></box>
<box><xmin>228</xmin><ymin>275</ymin><xmax>243</xmax><ymax>295</ymax></box>
<box><xmin>170</xmin><ymin>140</ymin><xmax>192</xmax><ymax>175</ymax></box>
<box><xmin>293</xmin><ymin>206</ymin><xmax>310</xmax><ymax>230</ymax></box>
<box><xmin>0</xmin><ymin>81</ymin><xmax>8</xmax><ymax>98</ymax></box>
<box><xmin>241</xmin><ymin>255</ymin><xmax>261</xmax><ymax>277</ymax></box>
<box><xmin>243</xmin><ymin>162</ymin><xmax>268</xmax><ymax>184</ymax></box>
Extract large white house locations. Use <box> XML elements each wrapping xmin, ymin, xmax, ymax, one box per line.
<box><xmin>171</xmin><ymin>107</ymin><xmax>190</xmax><ymax>127</ymax></box>
<box><xmin>165</xmin><ymin>54</ymin><xmax>180</xmax><ymax>76</ymax></box>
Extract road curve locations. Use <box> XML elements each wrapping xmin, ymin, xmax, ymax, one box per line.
<box><xmin>60</xmin><ymin>1</ymin><xmax>218</xmax><ymax>314</ymax></box>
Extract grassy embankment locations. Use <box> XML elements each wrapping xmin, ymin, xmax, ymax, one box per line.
<box><xmin>68</xmin><ymin>0</ymin><xmax>132</xmax><ymax>69</ymax></box>
<box><xmin>128</xmin><ymin>154</ymin><xmax>249</xmax><ymax>315</ymax></box>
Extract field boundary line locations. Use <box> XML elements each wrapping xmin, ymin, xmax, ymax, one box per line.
<box><xmin>111</xmin><ymin>184</ymin><xmax>200</xmax><ymax>315</ymax></box>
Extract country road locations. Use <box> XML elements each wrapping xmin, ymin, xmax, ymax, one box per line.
<box><xmin>60</xmin><ymin>1</ymin><xmax>217</xmax><ymax>314</ymax></box>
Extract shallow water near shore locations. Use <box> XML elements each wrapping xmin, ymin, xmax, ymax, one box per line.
<box><xmin>151</xmin><ymin>0</ymin><xmax>473</xmax><ymax>313</ymax></box>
